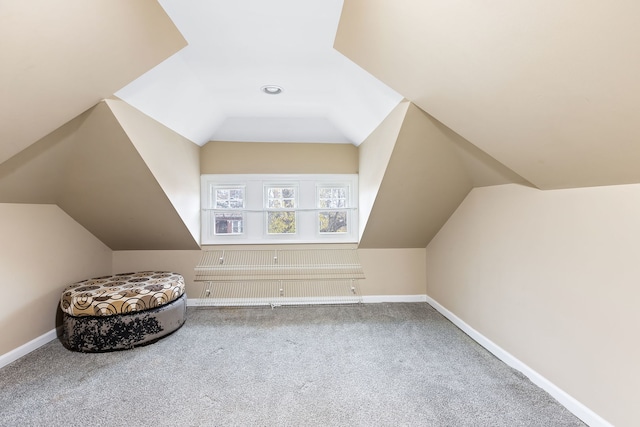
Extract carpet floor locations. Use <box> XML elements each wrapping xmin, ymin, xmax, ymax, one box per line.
<box><xmin>0</xmin><ymin>303</ymin><xmax>585</xmax><ymax>426</ymax></box>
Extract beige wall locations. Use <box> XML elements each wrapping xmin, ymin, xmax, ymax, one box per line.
<box><xmin>112</xmin><ymin>250</ymin><xmax>202</xmax><ymax>297</ymax></box>
<box><xmin>106</xmin><ymin>98</ymin><xmax>202</xmax><ymax>244</ymax></box>
<box><xmin>426</xmin><ymin>183</ymin><xmax>640</xmax><ymax>427</ymax></box>
<box><xmin>358</xmin><ymin>101</ymin><xmax>409</xmax><ymax>240</ymax></box>
<box><xmin>1</xmin><ymin>0</ymin><xmax>185</xmax><ymax>165</ymax></box>
<box><xmin>112</xmin><ymin>247</ymin><xmax>426</xmax><ymax>298</ymax></box>
<box><xmin>112</xmin><ymin>139</ymin><xmax>362</xmax><ymax>296</ymax></box>
<box><xmin>57</xmin><ymin>102</ymin><xmax>199</xmax><ymax>250</ymax></box>
<box><xmin>359</xmin><ymin>248</ymin><xmax>426</xmax><ymax>296</ymax></box>
<box><xmin>0</xmin><ymin>100</ymin><xmax>200</xmax><ymax>251</ymax></box>
<box><xmin>0</xmin><ymin>204</ymin><xmax>111</xmax><ymax>356</ymax></box>
<box><xmin>359</xmin><ymin>103</ymin><xmax>473</xmax><ymax>248</ymax></box>
<box><xmin>201</xmin><ymin>141</ymin><xmax>358</xmax><ymax>174</ymax></box>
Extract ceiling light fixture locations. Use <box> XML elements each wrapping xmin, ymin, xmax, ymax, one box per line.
<box><xmin>261</xmin><ymin>85</ymin><xmax>283</xmax><ymax>95</ymax></box>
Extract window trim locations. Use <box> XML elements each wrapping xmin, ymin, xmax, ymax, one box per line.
<box><xmin>316</xmin><ymin>183</ymin><xmax>350</xmax><ymax>235</ymax></box>
<box><xmin>201</xmin><ymin>174</ymin><xmax>358</xmax><ymax>245</ymax></box>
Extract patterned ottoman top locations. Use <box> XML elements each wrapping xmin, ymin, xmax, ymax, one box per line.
<box><xmin>61</xmin><ymin>271</ymin><xmax>185</xmax><ymax>317</ymax></box>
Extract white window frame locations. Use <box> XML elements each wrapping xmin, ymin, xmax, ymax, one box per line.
<box><xmin>316</xmin><ymin>184</ymin><xmax>350</xmax><ymax>235</ymax></box>
<box><xmin>211</xmin><ymin>185</ymin><xmax>246</xmax><ymax>236</ymax></box>
<box><xmin>201</xmin><ymin>174</ymin><xmax>358</xmax><ymax>245</ymax></box>
<box><xmin>264</xmin><ymin>182</ymin><xmax>299</xmax><ymax>236</ymax></box>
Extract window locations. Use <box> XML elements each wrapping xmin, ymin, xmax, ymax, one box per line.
<box><xmin>201</xmin><ymin>174</ymin><xmax>358</xmax><ymax>244</ymax></box>
<box><xmin>215</xmin><ymin>213</ymin><xmax>244</xmax><ymax>235</ymax></box>
<box><xmin>212</xmin><ymin>186</ymin><xmax>245</xmax><ymax>235</ymax></box>
<box><xmin>265</xmin><ymin>185</ymin><xmax>297</xmax><ymax>234</ymax></box>
<box><xmin>317</xmin><ymin>185</ymin><xmax>348</xmax><ymax>234</ymax></box>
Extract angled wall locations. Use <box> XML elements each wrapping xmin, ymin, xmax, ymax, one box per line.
<box><xmin>0</xmin><ymin>204</ymin><xmax>111</xmax><ymax>357</ymax></box>
<box><xmin>357</xmin><ymin>101</ymin><xmax>410</xmax><ymax>241</ymax></box>
<box><xmin>56</xmin><ymin>102</ymin><xmax>199</xmax><ymax>250</ymax></box>
<box><xmin>358</xmin><ymin>102</ymin><xmax>526</xmax><ymax>248</ymax></box>
<box><xmin>0</xmin><ymin>101</ymin><xmax>201</xmax><ymax>250</ymax></box>
<box><xmin>426</xmin><ymin>183</ymin><xmax>640</xmax><ymax>426</ymax></box>
<box><xmin>105</xmin><ymin>98</ymin><xmax>201</xmax><ymax>245</ymax></box>
<box><xmin>0</xmin><ymin>0</ymin><xmax>186</xmax><ymax>165</ymax></box>
<box><xmin>359</xmin><ymin>103</ymin><xmax>473</xmax><ymax>247</ymax></box>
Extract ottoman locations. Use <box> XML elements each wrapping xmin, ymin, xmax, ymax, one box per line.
<box><xmin>60</xmin><ymin>271</ymin><xmax>187</xmax><ymax>352</ymax></box>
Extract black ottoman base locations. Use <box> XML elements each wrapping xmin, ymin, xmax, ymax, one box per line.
<box><xmin>61</xmin><ymin>294</ymin><xmax>187</xmax><ymax>352</ymax></box>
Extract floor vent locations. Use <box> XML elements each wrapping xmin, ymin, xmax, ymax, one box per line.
<box><xmin>195</xmin><ymin>249</ymin><xmax>364</xmax><ymax>307</ymax></box>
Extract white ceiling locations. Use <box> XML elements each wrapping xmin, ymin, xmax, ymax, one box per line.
<box><xmin>115</xmin><ymin>0</ymin><xmax>402</xmax><ymax>146</ymax></box>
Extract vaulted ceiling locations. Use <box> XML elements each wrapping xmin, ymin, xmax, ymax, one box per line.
<box><xmin>2</xmin><ymin>1</ymin><xmax>639</xmax><ymax>249</ymax></box>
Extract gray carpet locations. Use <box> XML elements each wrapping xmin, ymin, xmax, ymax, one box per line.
<box><xmin>0</xmin><ymin>303</ymin><xmax>584</xmax><ymax>426</ymax></box>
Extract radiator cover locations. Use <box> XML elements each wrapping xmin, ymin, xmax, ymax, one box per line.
<box><xmin>195</xmin><ymin>249</ymin><xmax>364</xmax><ymax>307</ymax></box>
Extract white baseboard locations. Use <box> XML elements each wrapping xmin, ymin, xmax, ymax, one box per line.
<box><xmin>0</xmin><ymin>327</ymin><xmax>61</xmax><ymax>370</ymax></box>
<box><xmin>424</xmin><ymin>295</ymin><xmax>613</xmax><ymax>427</ymax></box>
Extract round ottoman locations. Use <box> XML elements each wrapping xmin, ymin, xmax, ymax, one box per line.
<box><xmin>60</xmin><ymin>271</ymin><xmax>187</xmax><ymax>352</ymax></box>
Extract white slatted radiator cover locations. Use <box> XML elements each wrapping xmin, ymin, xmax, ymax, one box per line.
<box><xmin>195</xmin><ymin>249</ymin><xmax>364</xmax><ymax>307</ymax></box>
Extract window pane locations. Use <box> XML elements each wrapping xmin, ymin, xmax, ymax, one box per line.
<box><xmin>319</xmin><ymin>211</ymin><xmax>348</xmax><ymax>233</ymax></box>
<box><xmin>266</xmin><ymin>186</ymin><xmax>296</xmax><ymax>209</ymax></box>
<box><xmin>214</xmin><ymin>212</ymin><xmax>244</xmax><ymax>235</ymax></box>
<box><xmin>215</xmin><ymin>188</ymin><xmax>229</xmax><ymax>208</ymax></box>
<box><xmin>318</xmin><ymin>186</ymin><xmax>348</xmax><ymax>209</ymax></box>
<box><xmin>282</xmin><ymin>188</ymin><xmax>294</xmax><ymax>198</ymax></box>
<box><xmin>267</xmin><ymin>211</ymin><xmax>296</xmax><ymax>234</ymax></box>
<box><xmin>215</xmin><ymin>187</ymin><xmax>244</xmax><ymax>209</ymax></box>
<box><xmin>268</xmin><ymin>188</ymin><xmax>281</xmax><ymax>199</ymax></box>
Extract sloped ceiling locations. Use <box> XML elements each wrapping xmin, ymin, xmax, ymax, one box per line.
<box><xmin>335</xmin><ymin>0</ymin><xmax>640</xmax><ymax>190</ymax></box>
<box><xmin>0</xmin><ymin>102</ymin><xmax>200</xmax><ymax>250</ymax></box>
<box><xmin>359</xmin><ymin>101</ymin><xmax>528</xmax><ymax>248</ymax></box>
<box><xmin>6</xmin><ymin>0</ymin><xmax>635</xmax><ymax>251</ymax></box>
<box><xmin>0</xmin><ymin>0</ymin><xmax>186</xmax><ymax>166</ymax></box>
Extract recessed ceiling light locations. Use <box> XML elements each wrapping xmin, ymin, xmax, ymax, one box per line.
<box><xmin>261</xmin><ymin>85</ymin><xmax>283</xmax><ymax>95</ymax></box>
